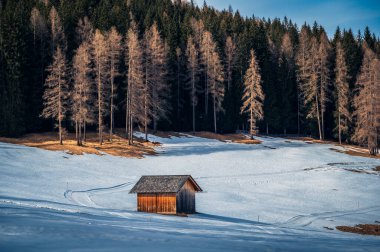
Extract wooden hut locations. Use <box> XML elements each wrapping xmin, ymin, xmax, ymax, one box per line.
<box><xmin>129</xmin><ymin>175</ymin><xmax>203</xmax><ymax>215</ymax></box>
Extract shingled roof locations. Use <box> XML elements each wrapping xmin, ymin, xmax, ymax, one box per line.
<box><xmin>129</xmin><ymin>175</ymin><xmax>202</xmax><ymax>193</ymax></box>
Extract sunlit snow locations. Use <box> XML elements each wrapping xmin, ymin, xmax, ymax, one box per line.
<box><xmin>1</xmin><ymin>134</ymin><xmax>379</xmax><ymax>251</ymax></box>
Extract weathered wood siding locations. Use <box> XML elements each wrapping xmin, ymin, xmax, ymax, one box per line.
<box><xmin>137</xmin><ymin>193</ymin><xmax>176</xmax><ymax>214</ymax></box>
<box><xmin>176</xmin><ymin>180</ymin><xmax>196</xmax><ymax>214</ymax></box>
<box><xmin>137</xmin><ymin>193</ymin><xmax>157</xmax><ymax>213</ymax></box>
<box><xmin>157</xmin><ymin>193</ymin><xmax>176</xmax><ymax>214</ymax></box>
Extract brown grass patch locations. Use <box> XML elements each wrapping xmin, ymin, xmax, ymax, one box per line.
<box><xmin>288</xmin><ymin>137</ymin><xmax>379</xmax><ymax>159</ymax></box>
<box><xmin>153</xmin><ymin>131</ymin><xmax>185</xmax><ymax>138</ymax></box>
<box><xmin>234</xmin><ymin>139</ymin><xmax>262</xmax><ymax>145</ymax></box>
<box><xmin>329</xmin><ymin>148</ymin><xmax>380</xmax><ymax>159</ymax></box>
<box><xmin>0</xmin><ymin>132</ymin><xmax>158</xmax><ymax>158</ymax></box>
<box><xmin>336</xmin><ymin>224</ymin><xmax>380</xmax><ymax>236</ymax></box>
<box><xmin>194</xmin><ymin>131</ymin><xmax>261</xmax><ymax>144</ymax></box>
<box><xmin>287</xmin><ymin>136</ymin><xmax>316</xmax><ymax>142</ymax></box>
<box><xmin>343</xmin><ymin>150</ymin><xmax>379</xmax><ymax>159</ymax></box>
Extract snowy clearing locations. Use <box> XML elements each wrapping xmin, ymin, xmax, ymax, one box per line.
<box><xmin>1</xmin><ymin>134</ymin><xmax>380</xmax><ymax>251</ymax></box>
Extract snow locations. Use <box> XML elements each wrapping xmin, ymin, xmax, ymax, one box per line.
<box><xmin>1</xmin><ymin>134</ymin><xmax>380</xmax><ymax>251</ymax></box>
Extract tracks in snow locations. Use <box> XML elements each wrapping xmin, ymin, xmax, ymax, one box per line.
<box><xmin>64</xmin><ymin>181</ymin><xmax>135</xmax><ymax>208</ymax></box>
<box><xmin>282</xmin><ymin>205</ymin><xmax>380</xmax><ymax>227</ymax></box>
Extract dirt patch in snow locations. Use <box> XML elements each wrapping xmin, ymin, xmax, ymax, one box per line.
<box><xmin>336</xmin><ymin>224</ymin><xmax>380</xmax><ymax>236</ymax></box>
<box><xmin>0</xmin><ymin>131</ymin><xmax>158</xmax><ymax>158</ymax></box>
<box><xmin>375</xmin><ymin>166</ymin><xmax>380</xmax><ymax>172</ymax></box>
<box><xmin>287</xmin><ymin>136</ymin><xmax>316</xmax><ymax>142</ymax></box>
<box><xmin>288</xmin><ymin>137</ymin><xmax>379</xmax><ymax>159</ymax></box>
<box><xmin>194</xmin><ymin>132</ymin><xmax>261</xmax><ymax>144</ymax></box>
<box><xmin>152</xmin><ymin>131</ymin><xmax>186</xmax><ymax>138</ymax></box>
<box><xmin>330</xmin><ymin>148</ymin><xmax>379</xmax><ymax>159</ymax></box>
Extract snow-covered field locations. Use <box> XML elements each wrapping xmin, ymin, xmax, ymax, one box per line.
<box><xmin>1</xmin><ymin>134</ymin><xmax>380</xmax><ymax>251</ymax></box>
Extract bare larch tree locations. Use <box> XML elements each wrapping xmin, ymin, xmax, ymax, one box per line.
<box><xmin>186</xmin><ymin>35</ymin><xmax>200</xmax><ymax>134</ymax></box>
<box><xmin>200</xmin><ymin>30</ymin><xmax>215</xmax><ymax>114</ymax></box>
<box><xmin>30</xmin><ymin>7</ymin><xmax>47</xmax><ymax>49</ymax></box>
<box><xmin>300</xmin><ymin>36</ymin><xmax>323</xmax><ymax>140</ymax></box>
<box><xmin>41</xmin><ymin>48</ymin><xmax>69</xmax><ymax>145</ymax></box>
<box><xmin>49</xmin><ymin>6</ymin><xmax>66</xmax><ymax>52</ymax></box>
<box><xmin>225</xmin><ymin>36</ymin><xmax>237</xmax><ymax>91</ymax></box>
<box><xmin>279</xmin><ymin>33</ymin><xmax>295</xmax><ymax>135</ymax></box>
<box><xmin>107</xmin><ymin>26</ymin><xmax>122</xmax><ymax>142</ymax></box>
<box><xmin>318</xmin><ymin>31</ymin><xmax>332</xmax><ymax>139</ymax></box>
<box><xmin>141</xmin><ymin>29</ymin><xmax>153</xmax><ymax>141</ymax></box>
<box><xmin>190</xmin><ymin>18</ymin><xmax>204</xmax><ymax>49</ymax></box>
<box><xmin>30</xmin><ymin>7</ymin><xmax>48</xmax><ymax>87</ymax></box>
<box><xmin>72</xmin><ymin>42</ymin><xmax>94</xmax><ymax>146</ymax></box>
<box><xmin>175</xmin><ymin>47</ymin><xmax>182</xmax><ymax>120</ymax></box>
<box><xmin>209</xmin><ymin>50</ymin><xmax>225</xmax><ymax>133</ymax></box>
<box><xmin>241</xmin><ymin>49</ymin><xmax>265</xmax><ymax>139</ymax></box>
<box><xmin>145</xmin><ymin>23</ymin><xmax>170</xmax><ymax>134</ymax></box>
<box><xmin>92</xmin><ymin>29</ymin><xmax>110</xmax><ymax>145</ymax></box>
<box><xmin>353</xmin><ymin>43</ymin><xmax>380</xmax><ymax>155</ymax></box>
<box><xmin>334</xmin><ymin>42</ymin><xmax>351</xmax><ymax>144</ymax></box>
<box><xmin>125</xmin><ymin>21</ymin><xmax>144</xmax><ymax>145</ymax></box>
<box><xmin>296</xmin><ymin>27</ymin><xmax>312</xmax><ymax>135</ymax></box>
<box><xmin>75</xmin><ymin>16</ymin><xmax>93</xmax><ymax>45</ymax></box>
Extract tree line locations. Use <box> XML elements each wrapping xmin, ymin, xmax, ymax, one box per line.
<box><xmin>0</xmin><ymin>0</ymin><xmax>379</xmax><ymax>154</ymax></box>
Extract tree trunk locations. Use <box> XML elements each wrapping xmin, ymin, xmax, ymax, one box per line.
<box><xmin>144</xmin><ymin>65</ymin><xmax>148</xmax><ymax>142</ymax></box>
<box><xmin>144</xmin><ymin>93</ymin><xmax>148</xmax><ymax>142</ymax></box>
<box><xmin>78</xmin><ymin>121</ymin><xmax>82</xmax><ymax>146</ymax></box>
<box><xmin>127</xmin><ymin>90</ymin><xmax>131</xmax><ymax>145</ymax></box>
<box><xmin>192</xmin><ymin>72</ymin><xmax>196</xmax><ymax>134</ymax></box>
<box><xmin>98</xmin><ymin>66</ymin><xmax>102</xmax><ymax>145</ymax></box>
<box><xmin>193</xmin><ymin>103</ymin><xmax>195</xmax><ymax>134</ymax></box>
<box><xmin>177</xmin><ymin>59</ymin><xmax>180</xmax><ymax>123</ymax></box>
<box><xmin>130</xmin><ymin>115</ymin><xmax>133</xmax><ymax>145</ymax></box>
<box><xmin>321</xmin><ymin>103</ymin><xmax>325</xmax><ymax>140</ymax></box>
<box><xmin>250</xmin><ymin>107</ymin><xmax>253</xmax><ymax>140</ymax></box>
<box><xmin>76</xmin><ymin>120</ymin><xmax>79</xmax><ymax>146</ymax></box>
<box><xmin>205</xmin><ymin>66</ymin><xmax>208</xmax><ymax>115</ymax></box>
<box><xmin>297</xmin><ymin>86</ymin><xmax>300</xmax><ymax>136</ymax></box>
<box><xmin>110</xmin><ymin>75</ymin><xmax>114</xmax><ymax>143</ymax></box>
<box><xmin>127</xmin><ymin>64</ymin><xmax>131</xmax><ymax>145</ymax></box>
<box><xmin>153</xmin><ymin>87</ymin><xmax>157</xmax><ymax>133</ymax></box>
<box><xmin>315</xmin><ymin>93</ymin><xmax>322</xmax><ymax>141</ymax></box>
<box><xmin>84</xmin><ymin>122</ymin><xmax>86</xmax><ymax>143</ymax></box>
<box><xmin>338</xmin><ymin>110</ymin><xmax>341</xmax><ymax>145</ymax></box>
<box><xmin>213</xmin><ymin>95</ymin><xmax>217</xmax><ymax>133</ymax></box>
<box><xmin>58</xmin><ymin>113</ymin><xmax>62</xmax><ymax>145</ymax></box>
<box><xmin>125</xmin><ymin>99</ymin><xmax>129</xmax><ymax>138</ymax></box>
<box><xmin>58</xmin><ymin>74</ymin><xmax>63</xmax><ymax>145</ymax></box>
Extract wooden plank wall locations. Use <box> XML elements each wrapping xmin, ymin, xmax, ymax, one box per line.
<box><xmin>137</xmin><ymin>193</ymin><xmax>176</xmax><ymax>214</ymax></box>
<box><xmin>137</xmin><ymin>193</ymin><xmax>157</xmax><ymax>213</ymax></box>
<box><xmin>157</xmin><ymin>193</ymin><xmax>176</xmax><ymax>214</ymax></box>
<box><xmin>176</xmin><ymin>180</ymin><xmax>196</xmax><ymax>214</ymax></box>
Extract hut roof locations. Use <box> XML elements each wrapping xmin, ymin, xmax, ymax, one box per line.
<box><xmin>129</xmin><ymin>175</ymin><xmax>202</xmax><ymax>194</ymax></box>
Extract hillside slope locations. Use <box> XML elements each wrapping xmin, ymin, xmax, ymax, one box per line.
<box><xmin>1</xmin><ymin>134</ymin><xmax>380</xmax><ymax>251</ymax></box>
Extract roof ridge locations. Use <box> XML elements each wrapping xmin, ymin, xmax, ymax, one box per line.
<box><xmin>129</xmin><ymin>175</ymin><xmax>202</xmax><ymax>194</ymax></box>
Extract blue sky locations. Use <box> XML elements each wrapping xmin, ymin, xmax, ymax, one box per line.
<box><xmin>194</xmin><ymin>0</ymin><xmax>380</xmax><ymax>38</ymax></box>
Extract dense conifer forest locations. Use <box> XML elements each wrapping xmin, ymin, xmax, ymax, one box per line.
<box><xmin>0</xmin><ymin>0</ymin><xmax>379</xmax><ymax>153</ymax></box>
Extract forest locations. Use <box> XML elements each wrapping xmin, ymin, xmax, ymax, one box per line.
<box><xmin>0</xmin><ymin>0</ymin><xmax>379</xmax><ymax>154</ymax></box>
